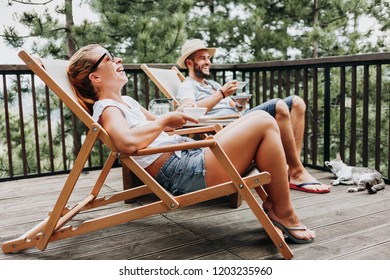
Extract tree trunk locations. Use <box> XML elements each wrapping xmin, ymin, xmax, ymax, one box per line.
<box><xmin>65</xmin><ymin>0</ymin><xmax>76</xmax><ymax>58</ymax></box>
<box><xmin>312</xmin><ymin>0</ymin><xmax>319</xmax><ymax>58</ymax></box>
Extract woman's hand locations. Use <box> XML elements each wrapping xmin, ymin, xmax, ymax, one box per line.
<box><xmin>159</xmin><ymin>112</ymin><xmax>198</xmax><ymax>131</ymax></box>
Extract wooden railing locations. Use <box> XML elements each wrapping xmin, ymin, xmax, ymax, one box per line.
<box><xmin>1</xmin><ymin>52</ymin><xmax>389</xmax><ymax>183</ymax></box>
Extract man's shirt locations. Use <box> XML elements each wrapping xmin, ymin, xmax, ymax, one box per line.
<box><xmin>176</xmin><ymin>77</ymin><xmax>239</xmax><ymax>117</ymax></box>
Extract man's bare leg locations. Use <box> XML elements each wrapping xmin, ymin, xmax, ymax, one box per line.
<box><xmin>289</xmin><ymin>96</ymin><xmax>305</xmax><ymax>156</ymax></box>
<box><xmin>274</xmin><ymin>99</ymin><xmax>330</xmax><ymax>193</ymax></box>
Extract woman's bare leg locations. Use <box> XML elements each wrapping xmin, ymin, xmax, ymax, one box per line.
<box><xmin>204</xmin><ymin>111</ymin><xmax>315</xmax><ymax>241</ymax></box>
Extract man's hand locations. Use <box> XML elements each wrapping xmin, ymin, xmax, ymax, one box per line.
<box><xmin>220</xmin><ymin>80</ymin><xmax>239</xmax><ymax>97</ymax></box>
<box><xmin>234</xmin><ymin>97</ymin><xmax>250</xmax><ymax>111</ymax></box>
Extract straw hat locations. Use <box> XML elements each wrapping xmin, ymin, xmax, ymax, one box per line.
<box><xmin>177</xmin><ymin>39</ymin><xmax>216</xmax><ymax>68</ymax></box>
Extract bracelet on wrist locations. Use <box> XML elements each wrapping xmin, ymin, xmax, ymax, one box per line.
<box><xmin>219</xmin><ymin>89</ymin><xmax>225</xmax><ymax>98</ymax></box>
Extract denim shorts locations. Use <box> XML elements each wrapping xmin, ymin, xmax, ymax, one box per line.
<box><xmin>155</xmin><ymin>148</ymin><xmax>207</xmax><ymax>195</ymax></box>
<box><xmin>245</xmin><ymin>95</ymin><xmax>295</xmax><ymax>117</ymax></box>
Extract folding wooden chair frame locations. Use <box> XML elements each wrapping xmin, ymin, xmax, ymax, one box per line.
<box><xmin>1</xmin><ymin>50</ymin><xmax>293</xmax><ymax>259</ymax></box>
<box><xmin>141</xmin><ymin>64</ymin><xmax>242</xmax><ymax>207</ymax></box>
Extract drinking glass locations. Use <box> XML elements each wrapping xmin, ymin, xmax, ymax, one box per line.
<box><xmin>148</xmin><ymin>98</ymin><xmax>174</xmax><ymax>116</ymax></box>
<box><xmin>236</xmin><ymin>81</ymin><xmax>247</xmax><ymax>95</ymax></box>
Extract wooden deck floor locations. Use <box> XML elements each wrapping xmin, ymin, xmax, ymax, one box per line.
<box><xmin>1</xmin><ymin>167</ymin><xmax>389</xmax><ymax>260</ymax></box>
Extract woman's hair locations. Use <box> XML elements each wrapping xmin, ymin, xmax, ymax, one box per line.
<box><xmin>67</xmin><ymin>44</ymin><xmax>101</xmax><ymax>114</ymax></box>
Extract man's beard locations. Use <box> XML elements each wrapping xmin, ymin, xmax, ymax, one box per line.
<box><xmin>193</xmin><ymin>62</ymin><xmax>210</xmax><ymax>79</ymax></box>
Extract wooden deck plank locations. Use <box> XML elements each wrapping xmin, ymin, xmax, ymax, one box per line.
<box><xmin>4</xmin><ymin>223</ymin><xmax>198</xmax><ymax>260</ymax></box>
<box><xmin>134</xmin><ymin>240</ymin><xmax>225</xmax><ymax>260</ymax></box>
<box><xmin>75</xmin><ymin>228</ymin><xmax>203</xmax><ymax>260</ymax></box>
<box><xmin>333</xmin><ymin>240</ymin><xmax>390</xmax><ymax>260</ymax></box>
<box><xmin>196</xmin><ymin>250</ymin><xmax>242</xmax><ymax>260</ymax></box>
<box><xmin>293</xmin><ymin>221</ymin><xmax>390</xmax><ymax>260</ymax></box>
<box><xmin>0</xmin><ymin>167</ymin><xmax>389</xmax><ymax>260</ymax></box>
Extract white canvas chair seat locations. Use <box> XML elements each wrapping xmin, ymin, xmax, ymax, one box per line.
<box><xmin>1</xmin><ymin>50</ymin><xmax>293</xmax><ymax>260</ymax></box>
<box><xmin>142</xmin><ymin>65</ymin><xmax>184</xmax><ymax>103</ymax></box>
<box><xmin>141</xmin><ymin>64</ymin><xmax>240</xmax><ymax>120</ymax></box>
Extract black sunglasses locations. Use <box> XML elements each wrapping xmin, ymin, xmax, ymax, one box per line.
<box><xmin>89</xmin><ymin>51</ymin><xmax>115</xmax><ymax>73</ymax></box>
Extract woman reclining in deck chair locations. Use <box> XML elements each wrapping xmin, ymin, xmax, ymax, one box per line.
<box><xmin>67</xmin><ymin>44</ymin><xmax>315</xmax><ymax>244</ymax></box>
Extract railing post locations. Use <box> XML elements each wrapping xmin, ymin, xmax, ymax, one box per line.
<box><xmin>323</xmin><ymin>67</ymin><xmax>331</xmax><ymax>163</ymax></box>
<box><xmin>363</xmin><ymin>65</ymin><xmax>370</xmax><ymax>167</ymax></box>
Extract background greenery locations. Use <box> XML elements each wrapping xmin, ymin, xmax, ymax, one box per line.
<box><xmin>3</xmin><ymin>0</ymin><xmax>389</xmax><ymax>62</ymax></box>
<box><xmin>0</xmin><ymin>0</ymin><xmax>389</xmax><ymax>178</ymax></box>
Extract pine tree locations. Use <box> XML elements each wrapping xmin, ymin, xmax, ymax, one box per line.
<box><xmin>3</xmin><ymin>0</ymin><xmax>88</xmax><ymax>59</ymax></box>
<box><xmin>88</xmin><ymin>0</ymin><xmax>193</xmax><ymax>63</ymax></box>
<box><xmin>3</xmin><ymin>0</ymin><xmax>388</xmax><ymax>61</ymax></box>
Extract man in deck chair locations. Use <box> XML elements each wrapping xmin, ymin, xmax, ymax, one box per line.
<box><xmin>176</xmin><ymin>39</ymin><xmax>330</xmax><ymax>194</ymax></box>
<box><xmin>67</xmin><ymin>44</ymin><xmax>315</xmax><ymax>244</ymax></box>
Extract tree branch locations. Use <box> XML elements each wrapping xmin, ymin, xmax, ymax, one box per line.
<box><xmin>9</xmin><ymin>0</ymin><xmax>54</xmax><ymax>5</ymax></box>
<box><xmin>0</xmin><ymin>34</ymin><xmax>30</xmax><ymax>39</ymax></box>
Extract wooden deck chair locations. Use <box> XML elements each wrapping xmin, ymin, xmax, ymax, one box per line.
<box><xmin>1</xmin><ymin>50</ymin><xmax>293</xmax><ymax>260</ymax></box>
<box><xmin>141</xmin><ymin>64</ymin><xmax>239</xmax><ymax>121</ymax></box>
<box><xmin>171</xmin><ymin>65</ymin><xmax>186</xmax><ymax>82</ymax></box>
<box><xmin>141</xmin><ymin>64</ymin><xmax>242</xmax><ymax>207</ymax></box>
<box><xmin>141</xmin><ymin>64</ymin><xmax>182</xmax><ymax>105</ymax></box>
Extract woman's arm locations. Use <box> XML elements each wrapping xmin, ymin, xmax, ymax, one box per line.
<box><xmin>100</xmin><ymin>106</ymin><xmax>197</xmax><ymax>154</ymax></box>
<box><xmin>140</xmin><ymin>105</ymin><xmax>183</xmax><ymax>132</ymax></box>
<box><xmin>141</xmin><ymin>106</ymin><xmax>157</xmax><ymax>121</ymax></box>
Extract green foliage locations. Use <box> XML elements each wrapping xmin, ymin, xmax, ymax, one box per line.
<box><xmin>86</xmin><ymin>0</ymin><xmax>192</xmax><ymax>63</ymax></box>
<box><xmin>3</xmin><ymin>26</ymin><xmax>25</xmax><ymax>48</ymax></box>
<box><xmin>4</xmin><ymin>4</ymin><xmax>69</xmax><ymax>58</ymax></box>
<box><xmin>1</xmin><ymin>0</ymin><xmax>389</xmax><ymax>178</ymax></box>
<box><xmin>3</xmin><ymin>0</ymin><xmax>389</xmax><ymax>61</ymax></box>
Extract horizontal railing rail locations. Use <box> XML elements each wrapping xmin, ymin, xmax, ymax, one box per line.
<box><xmin>0</xmin><ymin>52</ymin><xmax>389</xmax><ymax>183</ymax></box>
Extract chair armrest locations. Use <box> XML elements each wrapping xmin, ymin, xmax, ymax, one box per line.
<box><xmin>171</xmin><ymin>124</ymin><xmax>223</xmax><ymax>135</ymax></box>
<box><xmin>130</xmin><ymin>137</ymin><xmax>216</xmax><ymax>156</ymax></box>
<box><xmin>206</xmin><ymin>114</ymin><xmax>240</xmax><ymax>120</ymax></box>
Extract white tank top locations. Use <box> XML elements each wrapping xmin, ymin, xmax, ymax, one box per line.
<box><xmin>92</xmin><ymin>96</ymin><xmax>182</xmax><ymax>168</ymax></box>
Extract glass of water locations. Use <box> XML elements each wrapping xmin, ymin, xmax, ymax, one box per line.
<box><xmin>148</xmin><ymin>98</ymin><xmax>174</xmax><ymax>116</ymax></box>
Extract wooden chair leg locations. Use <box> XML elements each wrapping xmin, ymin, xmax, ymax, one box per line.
<box><xmin>122</xmin><ymin>165</ymin><xmax>143</xmax><ymax>204</ymax></box>
<box><xmin>229</xmin><ymin>161</ymin><xmax>257</xmax><ymax>208</ymax></box>
<box><xmin>229</xmin><ymin>192</ymin><xmax>243</xmax><ymax>208</ymax></box>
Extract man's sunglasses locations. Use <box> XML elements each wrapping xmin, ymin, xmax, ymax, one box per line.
<box><xmin>89</xmin><ymin>51</ymin><xmax>115</xmax><ymax>73</ymax></box>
